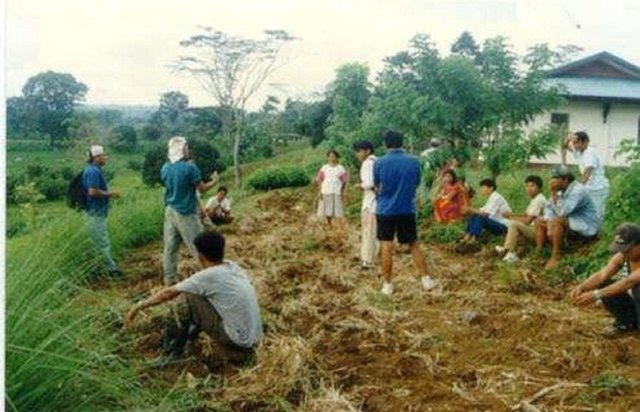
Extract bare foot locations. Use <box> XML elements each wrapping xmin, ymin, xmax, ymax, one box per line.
<box><xmin>544</xmin><ymin>258</ymin><xmax>559</xmax><ymax>270</ymax></box>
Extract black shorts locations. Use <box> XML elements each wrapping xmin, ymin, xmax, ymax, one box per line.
<box><xmin>376</xmin><ymin>214</ymin><xmax>417</xmax><ymax>244</ymax></box>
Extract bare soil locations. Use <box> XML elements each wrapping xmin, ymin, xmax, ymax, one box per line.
<box><xmin>114</xmin><ymin>188</ymin><xmax>640</xmax><ymax>411</ymax></box>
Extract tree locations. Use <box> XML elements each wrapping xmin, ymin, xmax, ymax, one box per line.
<box><xmin>21</xmin><ymin>71</ymin><xmax>88</xmax><ymax>147</ymax></box>
<box><xmin>141</xmin><ymin>124</ymin><xmax>162</xmax><ymax>141</ymax></box>
<box><xmin>325</xmin><ymin>63</ymin><xmax>371</xmax><ymax>146</ymax></box>
<box><xmin>110</xmin><ymin>125</ymin><xmax>138</xmax><ymax>152</ymax></box>
<box><xmin>450</xmin><ymin>31</ymin><xmax>480</xmax><ymax>60</ymax></box>
<box><xmin>6</xmin><ymin>97</ymin><xmax>38</xmax><ymax>139</ymax></box>
<box><xmin>173</xmin><ymin>27</ymin><xmax>297</xmax><ymax>185</ymax></box>
<box><xmin>158</xmin><ymin>91</ymin><xmax>189</xmax><ymax>132</ymax></box>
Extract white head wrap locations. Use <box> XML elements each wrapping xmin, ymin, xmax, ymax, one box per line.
<box><xmin>89</xmin><ymin>145</ymin><xmax>105</xmax><ymax>157</ymax></box>
<box><xmin>168</xmin><ymin>136</ymin><xmax>188</xmax><ymax>163</ymax></box>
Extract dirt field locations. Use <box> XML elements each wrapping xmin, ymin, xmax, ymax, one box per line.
<box><xmin>116</xmin><ymin>188</ymin><xmax>639</xmax><ymax>411</ymax></box>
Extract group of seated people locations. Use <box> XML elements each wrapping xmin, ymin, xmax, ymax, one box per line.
<box><xmin>443</xmin><ymin>166</ymin><xmax>600</xmax><ymax>269</ymax></box>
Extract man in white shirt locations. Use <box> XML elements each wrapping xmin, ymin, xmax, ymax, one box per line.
<box><xmin>458</xmin><ymin>178</ymin><xmax>512</xmax><ymax>250</ymax></box>
<box><xmin>205</xmin><ymin>187</ymin><xmax>233</xmax><ymax>225</ymax></box>
<box><xmin>563</xmin><ymin>131</ymin><xmax>610</xmax><ymax>222</ymax></box>
<box><xmin>354</xmin><ymin>141</ymin><xmax>378</xmax><ymax>269</ymax></box>
<box><xmin>495</xmin><ymin>175</ymin><xmax>548</xmax><ymax>263</ymax></box>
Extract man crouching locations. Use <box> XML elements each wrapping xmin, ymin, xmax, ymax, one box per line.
<box><xmin>126</xmin><ymin>231</ymin><xmax>263</xmax><ymax>365</ymax></box>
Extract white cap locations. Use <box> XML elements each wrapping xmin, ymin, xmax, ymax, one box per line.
<box><xmin>89</xmin><ymin>145</ymin><xmax>105</xmax><ymax>157</ymax></box>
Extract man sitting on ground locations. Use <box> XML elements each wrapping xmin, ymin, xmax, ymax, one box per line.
<box><xmin>126</xmin><ymin>231</ymin><xmax>263</xmax><ymax>365</ymax></box>
<box><xmin>535</xmin><ymin>166</ymin><xmax>600</xmax><ymax>270</ymax></box>
<box><xmin>457</xmin><ymin>178</ymin><xmax>511</xmax><ymax>252</ymax></box>
<box><xmin>495</xmin><ymin>175</ymin><xmax>547</xmax><ymax>263</ymax></box>
<box><xmin>205</xmin><ymin>187</ymin><xmax>233</xmax><ymax>225</ymax></box>
<box><xmin>569</xmin><ymin>223</ymin><xmax>640</xmax><ymax>337</ymax></box>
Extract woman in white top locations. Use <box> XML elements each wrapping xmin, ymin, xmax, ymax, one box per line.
<box><xmin>562</xmin><ymin>131</ymin><xmax>610</xmax><ymax>222</ymax></box>
<box><xmin>316</xmin><ymin>150</ymin><xmax>348</xmax><ymax>227</ymax></box>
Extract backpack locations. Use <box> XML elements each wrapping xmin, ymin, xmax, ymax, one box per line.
<box><xmin>67</xmin><ymin>171</ymin><xmax>88</xmax><ymax>211</ymax></box>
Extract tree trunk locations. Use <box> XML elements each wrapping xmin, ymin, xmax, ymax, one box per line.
<box><xmin>233</xmin><ymin>128</ymin><xmax>242</xmax><ymax>187</ymax></box>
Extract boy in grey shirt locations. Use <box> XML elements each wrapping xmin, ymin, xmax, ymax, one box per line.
<box><xmin>126</xmin><ymin>231</ymin><xmax>263</xmax><ymax>364</ymax></box>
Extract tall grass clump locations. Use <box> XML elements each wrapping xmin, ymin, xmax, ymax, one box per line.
<box><xmin>6</xmin><ymin>188</ymin><xmax>165</xmax><ymax>411</ymax></box>
<box><xmin>247</xmin><ymin>166</ymin><xmax>310</xmax><ymax>191</ymax></box>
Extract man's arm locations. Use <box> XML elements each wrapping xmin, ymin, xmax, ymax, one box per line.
<box><xmin>88</xmin><ymin>188</ymin><xmax>120</xmax><ymax>198</ymax></box>
<box><xmin>196</xmin><ymin>180</ymin><xmax>215</xmax><ymax>194</ymax></box>
<box><xmin>574</xmin><ymin>270</ymin><xmax>640</xmax><ymax>306</ymax></box>
<box><xmin>580</xmin><ymin>167</ymin><xmax>593</xmax><ymax>185</ymax></box>
<box><xmin>125</xmin><ymin>286</ymin><xmax>181</xmax><ymax>327</ymax></box>
<box><xmin>361</xmin><ymin>159</ymin><xmax>375</xmax><ymax>190</ymax></box>
<box><xmin>569</xmin><ymin>254</ymin><xmax>624</xmax><ymax>301</ymax></box>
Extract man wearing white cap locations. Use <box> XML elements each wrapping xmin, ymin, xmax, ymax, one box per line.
<box><xmin>162</xmin><ymin>137</ymin><xmax>216</xmax><ymax>285</ymax></box>
<box><xmin>82</xmin><ymin>145</ymin><xmax>122</xmax><ymax>277</ymax></box>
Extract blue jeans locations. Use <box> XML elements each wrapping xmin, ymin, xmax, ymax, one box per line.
<box><xmin>86</xmin><ymin>213</ymin><xmax>118</xmax><ymax>272</ymax></box>
<box><xmin>466</xmin><ymin>214</ymin><xmax>507</xmax><ymax>237</ymax></box>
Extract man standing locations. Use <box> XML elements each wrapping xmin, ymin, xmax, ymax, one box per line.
<box><xmin>82</xmin><ymin>145</ymin><xmax>122</xmax><ymax>277</ymax></box>
<box><xmin>353</xmin><ymin>141</ymin><xmax>378</xmax><ymax>269</ymax></box>
<box><xmin>536</xmin><ymin>166</ymin><xmax>600</xmax><ymax>269</ymax></box>
<box><xmin>162</xmin><ymin>136</ymin><xmax>215</xmax><ymax>285</ymax></box>
<box><xmin>374</xmin><ymin>130</ymin><xmax>438</xmax><ymax>295</ymax></box>
<box><xmin>126</xmin><ymin>231</ymin><xmax>263</xmax><ymax>364</ymax></box>
<box><xmin>563</xmin><ymin>131</ymin><xmax>610</xmax><ymax>221</ymax></box>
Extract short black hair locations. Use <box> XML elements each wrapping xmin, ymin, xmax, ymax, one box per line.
<box><xmin>353</xmin><ymin>140</ymin><xmax>374</xmax><ymax>153</ymax></box>
<box><xmin>217</xmin><ymin>186</ymin><xmax>228</xmax><ymax>194</ymax></box>
<box><xmin>479</xmin><ymin>178</ymin><xmax>496</xmax><ymax>190</ymax></box>
<box><xmin>383</xmin><ymin>129</ymin><xmax>404</xmax><ymax>148</ymax></box>
<box><xmin>524</xmin><ymin>175</ymin><xmax>543</xmax><ymax>190</ymax></box>
<box><xmin>574</xmin><ymin>131</ymin><xmax>589</xmax><ymax>143</ymax></box>
<box><xmin>443</xmin><ymin>169</ymin><xmax>458</xmax><ymax>183</ymax></box>
<box><xmin>193</xmin><ymin>231</ymin><xmax>225</xmax><ymax>263</ymax></box>
<box><xmin>327</xmin><ymin>149</ymin><xmax>340</xmax><ymax>158</ymax></box>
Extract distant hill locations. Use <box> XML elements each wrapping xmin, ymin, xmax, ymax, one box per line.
<box><xmin>78</xmin><ymin>104</ymin><xmax>158</xmax><ymax>120</ymax></box>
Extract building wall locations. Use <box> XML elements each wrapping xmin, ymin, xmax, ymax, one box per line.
<box><xmin>526</xmin><ymin>100</ymin><xmax>640</xmax><ymax>167</ymax></box>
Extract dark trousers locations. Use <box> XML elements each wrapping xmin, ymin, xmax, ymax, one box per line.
<box><xmin>601</xmin><ymin>281</ymin><xmax>640</xmax><ymax>330</ymax></box>
<box><xmin>466</xmin><ymin>214</ymin><xmax>507</xmax><ymax>238</ymax></box>
<box><xmin>165</xmin><ymin>293</ymin><xmax>255</xmax><ymax>363</ymax></box>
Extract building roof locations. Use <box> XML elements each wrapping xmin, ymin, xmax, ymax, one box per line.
<box><xmin>546</xmin><ymin>77</ymin><xmax>640</xmax><ymax>102</ymax></box>
<box><xmin>546</xmin><ymin>51</ymin><xmax>640</xmax><ymax>102</ymax></box>
<box><xmin>549</xmin><ymin>51</ymin><xmax>640</xmax><ymax>79</ymax></box>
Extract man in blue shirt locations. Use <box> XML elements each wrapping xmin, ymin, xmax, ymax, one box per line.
<box><xmin>374</xmin><ymin>130</ymin><xmax>438</xmax><ymax>295</ymax></box>
<box><xmin>82</xmin><ymin>145</ymin><xmax>122</xmax><ymax>277</ymax></box>
<box><xmin>535</xmin><ymin>166</ymin><xmax>600</xmax><ymax>270</ymax></box>
<box><xmin>162</xmin><ymin>137</ymin><xmax>216</xmax><ymax>285</ymax></box>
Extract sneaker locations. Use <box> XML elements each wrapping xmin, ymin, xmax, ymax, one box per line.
<box><xmin>494</xmin><ymin>246</ymin><xmax>506</xmax><ymax>255</ymax></box>
<box><xmin>502</xmin><ymin>252</ymin><xmax>520</xmax><ymax>263</ymax></box>
<box><xmin>381</xmin><ymin>282</ymin><xmax>394</xmax><ymax>296</ymax></box>
<box><xmin>421</xmin><ymin>276</ymin><xmax>438</xmax><ymax>291</ymax></box>
<box><xmin>359</xmin><ymin>262</ymin><xmax>375</xmax><ymax>271</ymax></box>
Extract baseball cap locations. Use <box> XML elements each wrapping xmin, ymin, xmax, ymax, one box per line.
<box><xmin>89</xmin><ymin>145</ymin><xmax>105</xmax><ymax>157</ymax></box>
<box><xmin>609</xmin><ymin>223</ymin><xmax>640</xmax><ymax>253</ymax></box>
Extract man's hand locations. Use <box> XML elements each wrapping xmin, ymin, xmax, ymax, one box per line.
<box><xmin>109</xmin><ymin>190</ymin><xmax>121</xmax><ymax>199</ymax></box>
<box><xmin>567</xmin><ymin>285</ymin><xmax>583</xmax><ymax>301</ymax></box>
<box><xmin>573</xmin><ymin>291</ymin><xmax>596</xmax><ymax>306</ymax></box>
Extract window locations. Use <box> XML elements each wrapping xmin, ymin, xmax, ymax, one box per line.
<box><xmin>551</xmin><ymin>113</ymin><xmax>569</xmax><ymax>127</ymax></box>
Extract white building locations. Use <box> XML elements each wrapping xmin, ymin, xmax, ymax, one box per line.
<box><xmin>527</xmin><ymin>51</ymin><xmax>640</xmax><ymax>166</ymax></box>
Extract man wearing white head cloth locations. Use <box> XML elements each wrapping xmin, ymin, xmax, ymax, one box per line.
<box><xmin>82</xmin><ymin>145</ymin><xmax>122</xmax><ymax>277</ymax></box>
<box><xmin>161</xmin><ymin>137</ymin><xmax>216</xmax><ymax>285</ymax></box>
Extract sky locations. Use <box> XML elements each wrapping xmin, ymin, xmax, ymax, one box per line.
<box><xmin>5</xmin><ymin>0</ymin><xmax>640</xmax><ymax>110</ymax></box>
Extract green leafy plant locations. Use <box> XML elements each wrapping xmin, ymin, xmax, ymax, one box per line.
<box><xmin>246</xmin><ymin>166</ymin><xmax>310</xmax><ymax>191</ymax></box>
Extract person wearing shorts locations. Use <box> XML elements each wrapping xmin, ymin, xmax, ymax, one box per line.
<box><xmin>373</xmin><ymin>129</ymin><xmax>439</xmax><ymax>296</ymax></box>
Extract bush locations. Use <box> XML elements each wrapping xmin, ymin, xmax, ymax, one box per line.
<box><xmin>6</xmin><ymin>140</ymin><xmax>51</xmax><ymax>152</ymax></box>
<box><xmin>127</xmin><ymin>159</ymin><xmax>142</xmax><ymax>172</ymax></box>
<box><xmin>246</xmin><ymin>166</ymin><xmax>310</xmax><ymax>191</ymax></box>
<box><xmin>35</xmin><ymin>176</ymin><xmax>68</xmax><ymax>201</ymax></box>
<box><xmin>141</xmin><ymin>139</ymin><xmax>224</xmax><ymax>187</ymax></box>
<box><xmin>110</xmin><ymin>125</ymin><xmax>138</xmax><ymax>153</ymax></box>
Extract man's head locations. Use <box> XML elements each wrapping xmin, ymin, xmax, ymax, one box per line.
<box><xmin>353</xmin><ymin>140</ymin><xmax>374</xmax><ymax>162</ymax></box>
<box><xmin>609</xmin><ymin>223</ymin><xmax>640</xmax><ymax>260</ymax></box>
<box><xmin>168</xmin><ymin>136</ymin><xmax>189</xmax><ymax>163</ymax></box>
<box><xmin>383</xmin><ymin>129</ymin><xmax>404</xmax><ymax>149</ymax></box>
<box><xmin>216</xmin><ymin>186</ymin><xmax>228</xmax><ymax>200</ymax></box>
<box><xmin>88</xmin><ymin>145</ymin><xmax>108</xmax><ymax>166</ymax></box>
<box><xmin>571</xmin><ymin>131</ymin><xmax>590</xmax><ymax>152</ymax></box>
<box><xmin>550</xmin><ymin>165</ymin><xmax>575</xmax><ymax>191</ymax></box>
<box><xmin>478</xmin><ymin>178</ymin><xmax>496</xmax><ymax>197</ymax></box>
<box><xmin>524</xmin><ymin>175</ymin><xmax>543</xmax><ymax>198</ymax></box>
<box><xmin>194</xmin><ymin>231</ymin><xmax>225</xmax><ymax>265</ymax></box>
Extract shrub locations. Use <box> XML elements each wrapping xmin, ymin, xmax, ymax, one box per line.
<box><xmin>110</xmin><ymin>125</ymin><xmax>138</xmax><ymax>153</ymax></box>
<box><xmin>25</xmin><ymin>164</ymin><xmax>52</xmax><ymax>179</ymax></box>
<box><xmin>246</xmin><ymin>166</ymin><xmax>310</xmax><ymax>191</ymax></box>
<box><xmin>141</xmin><ymin>139</ymin><xmax>223</xmax><ymax>187</ymax></box>
<box><xmin>127</xmin><ymin>159</ymin><xmax>142</xmax><ymax>172</ymax></box>
<box><xmin>35</xmin><ymin>176</ymin><xmax>68</xmax><ymax>201</ymax></box>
